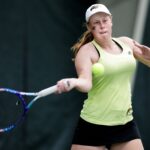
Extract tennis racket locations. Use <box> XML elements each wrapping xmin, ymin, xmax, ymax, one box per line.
<box><xmin>0</xmin><ymin>85</ymin><xmax>57</xmax><ymax>133</ymax></box>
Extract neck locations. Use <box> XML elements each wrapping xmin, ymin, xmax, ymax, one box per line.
<box><xmin>94</xmin><ymin>38</ymin><xmax>113</xmax><ymax>50</ymax></box>
<box><xmin>94</xmin><ymin>38</ymin><xmax>123</xmax><ymax>54</ymax></box>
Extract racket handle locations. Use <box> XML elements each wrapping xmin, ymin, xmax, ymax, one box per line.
<box><xmin>38</xmin><ymin>85</ymin><xmax>57</xmax><ymax>97</ymax></box>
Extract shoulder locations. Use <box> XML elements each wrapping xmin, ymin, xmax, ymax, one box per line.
<box><xmin>75</xmin><ymin>42</ymin><xmax>99</xmax><ymax>64</ymax></box>
<box><xmin>118</xmin><ymin>36</ymin><xmax>133</xmax><ymax>43</ymax></box>
<box><xmin>76</xmin><ymin>42</ymin><xmax>97</xmax><ymax>59</ymax></box>
<box><xmin>117</xmin><ymin>36</ymin><xmax>134</xmax><ymax>49</ymax></box>
<box><xmin>77</xmin><ymin>42</ymin><xmax>95</xmax><ymax>54</ymax></box>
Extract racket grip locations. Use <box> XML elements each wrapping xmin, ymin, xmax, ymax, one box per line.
<box><xmin>38</xmin><ymin>85</ymin><xmax>57</xmax><ymax>97</ymax></box>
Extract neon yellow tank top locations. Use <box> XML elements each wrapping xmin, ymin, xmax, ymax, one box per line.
<box><xmin>80</xmin><ymin>38</ymin><xmax>137</xmax><ymax>125</ymax></box>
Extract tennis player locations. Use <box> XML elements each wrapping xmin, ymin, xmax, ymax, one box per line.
<box><xmin>57</xmin><ymin>3</ymin><xmax>150</xmax><ymax>150</ymax></box>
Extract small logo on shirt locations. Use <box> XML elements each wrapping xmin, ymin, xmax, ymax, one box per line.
<box><xmin>127</xmin><ymin>108</ymin><xmax>133</xmax><ymax>116</ymax></box>
<box><xmin>128</xmin><ymin>51</ymin><xmax>132</xmax><ymax>55</ymax></box>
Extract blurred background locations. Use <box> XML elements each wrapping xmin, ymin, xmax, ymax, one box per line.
<box><xmin>0</xmin><ymin>0</ymin><xmax>150</xmax><ymax>149</ymax></box>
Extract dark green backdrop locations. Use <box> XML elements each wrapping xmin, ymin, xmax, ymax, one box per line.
<box><xmin>133</xmin><ymin>3</ymin><xmax>150</xmax><ymax>150</ymax></box>
<box><xmin>0</xmin><ymin>0</ymin><xmax>95</xmax><ymax>150</ymax></box>
<box><xmin>0</xmin><ymin>0</ymin><xmax>150</xmax><ymax>150</ymax></box>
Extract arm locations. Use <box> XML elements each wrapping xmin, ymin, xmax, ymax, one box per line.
<box><xmin>57</xmin><ymin>43</ymin><xmax>98</xmax><ymax>93</ymax></box>
<box><xmin>133</xmin><ymin>41</ymin><xmax>150</xmax><ymax>67</ymax></box>
<box><xmin>120</xmin><ymin>37</ymin><xmax>150</xmax><ymax>67</ymax></box>
<box><xmin>72</xmin><ymin>44</ymin><xmax>93</xmax><ymax>92</ymax></box>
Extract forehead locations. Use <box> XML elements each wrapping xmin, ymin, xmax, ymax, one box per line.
<box><xmin>89</xmin><ymin>12</ymin><xmax>110</xmax><ymax>22</ymax></box>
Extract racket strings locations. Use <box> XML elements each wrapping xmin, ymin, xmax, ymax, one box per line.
<box><xmin>0</xmin><ymin>91</ymin><xmax>25</xmax><ymax>130</ymax></box>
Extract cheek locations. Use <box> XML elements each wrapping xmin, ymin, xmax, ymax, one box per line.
<box><xmin>88</xmin><ymin>23</ymin><xmax>98</xmax><ymax>31</ymax></box>
<box><xmin>109</xmin><ymin>21</ymin><xmax>113</xmax><ymax>28</ymax></box>
<box><xmin>90</xmin><ymin>25</ymin><xmax>99</xmax><ymax>31</ymax></box>
<box><xmin>91</xmin><ymin>26</ymin><xmax>96</xmax><ymax>31</ymax></box>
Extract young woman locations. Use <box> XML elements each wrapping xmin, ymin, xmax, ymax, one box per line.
<box><xmin>56</xmin><ymin>4</ymin><xmax>150</xmax><ymax>150</ymax></box>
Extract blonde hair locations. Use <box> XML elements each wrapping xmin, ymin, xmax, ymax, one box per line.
<box><xmin>71</xmin><ymin>28</ymin><xmax>93</xmax><ymax>57</ymax></box>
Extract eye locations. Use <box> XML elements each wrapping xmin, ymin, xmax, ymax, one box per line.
<box><xmin>103</xmin><ymin>19</ymin><xmax>107</xmax><ymax>23</ymax></box>
<box><xmin>93</xmin><ymin>21</ymin><xmax>100</xmax><ymax>25</ymax></box>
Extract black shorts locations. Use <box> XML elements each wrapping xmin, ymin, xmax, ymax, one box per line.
<box><xmin>72</xmin><ymin>117</ymin><xmax>141</xmax><ymax>148</ymax></box>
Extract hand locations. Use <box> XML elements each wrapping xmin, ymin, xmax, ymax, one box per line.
<box><xmin>56</xmin><ymin>78</ymin><xmax>76</xmax><ymax>94</ymax></box>
<box><xmin>133</xmin><ymin>40</ymin><xmax>150</xmax><ymax>59</ymax></box>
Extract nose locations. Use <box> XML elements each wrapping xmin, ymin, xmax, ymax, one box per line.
<box><xmin>99</xmin><ymin>22</ymin><xmax>105</xmax><ymax>29</ymax></box>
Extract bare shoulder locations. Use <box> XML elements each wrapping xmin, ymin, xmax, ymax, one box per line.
<box><xmin>76</xmin><ymin>42</ymin><xmax>95</xmax><ymax>56</ymax></box>
<box><xmin>75</xmin><ymin>42</ymin><xmax>99</xmax><ymax>63</ymax></box>
<box><xmin>118</xmin><ymin>36</ymin><xmax>134</xmax><ymax>49</ymax></box>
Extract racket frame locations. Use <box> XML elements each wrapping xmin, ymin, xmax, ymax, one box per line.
<box><xmin>0</xmin><ymin>85</ymin><xmax>57</xmax><ymax>133</ymax></box>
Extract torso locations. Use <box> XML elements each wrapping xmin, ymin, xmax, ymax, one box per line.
<box><xmin>80</xmin><ymin>38</ymin><xmax>137</xmax><ymax>126</ymax></box>
<box><xmin>90</xmin><ymin>37</ymin><xmax>134</xmax><ymax>64</ymax></box>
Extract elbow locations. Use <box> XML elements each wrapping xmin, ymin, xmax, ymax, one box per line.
<box><xmin>85</xmin><ymin>82</ymin><xmax>92</xmax><ymax>92</ymax></box>
<box><xmin>81</xmin><ymin>85</ymin><xmax>92</xmax><ymax>93</ymax></box>
<box><xmin>76</xmin><ymin>79</ymin><xmax>92</xmax><ymax>93</ymax></box>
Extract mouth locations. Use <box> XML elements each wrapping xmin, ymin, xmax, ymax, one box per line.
<box><xmin>99</xmin><ymin>31</ymin><xmax>107</xmax><ymax>34</ymax></box>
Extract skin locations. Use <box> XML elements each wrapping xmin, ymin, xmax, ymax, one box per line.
<box><xmin>56</xmin><ymin>12</ymin><xmax>149</xmax><ymax>150</ymax></box>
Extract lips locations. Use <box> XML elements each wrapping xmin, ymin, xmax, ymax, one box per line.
<box><xmin>99</xmin><ymin>31</ymin><xmax>107</xmax><ymax>34</ymax></box>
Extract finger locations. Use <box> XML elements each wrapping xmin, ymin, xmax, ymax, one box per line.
<box><xmin>133</xmin><ymin>40</ymin><xmax>142</xmax><ymax>48</ymax></box>
<box><xmin>133</xmin><ymin>41</ymin><xmax>147</xmax><ymax>50</ymax></box>
<box><xmin>63</xmin><ymin>80</ymin><xmax>70</xmax><ymax>90</ymax></box>
<box><xmin>66</xmin><ymin>80</ymin><xmax>70</xmax><ymax>88</ymax></box>
<box><xmin>56</xmin><ymin>85</ymin><xmax>62</xmax><ymax>94</ymax></box>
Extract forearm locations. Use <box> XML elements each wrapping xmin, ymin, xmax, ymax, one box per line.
<box><xmin>134</xmin><ymin>48</ymin><xmax>150</xmax><ymax>67</ymax></box>
<box><xmin>133</xmin><ymin>41</ymin><xmax>150</xmax><ymax>67</ymax></box>
<box><xmin>74</xmin><ymin>77</ymin><xmax>92</xmax><ymax>93</ymax></box>
<box><xmin>135</xmin><ymin>54</ymin><xmax>150</xmax><ymax>67</ymax></box>
<box><xmin>56</xmin><ymin>77</ymin><xmax>92</xmax><ymax>93</ymax></box>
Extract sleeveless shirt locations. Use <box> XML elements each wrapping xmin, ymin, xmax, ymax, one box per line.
<box><xmin>80</xmin><ymin>38</ymin><xmax>137</xmax><ymax>125</ymax></box>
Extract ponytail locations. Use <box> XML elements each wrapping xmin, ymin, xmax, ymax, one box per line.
<box><xmin>71</xmin><ymin>29</ymin><xmax>93</xmax><ymax>57</ymax></box>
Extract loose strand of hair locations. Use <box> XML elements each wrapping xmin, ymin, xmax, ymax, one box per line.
<box><xmin>71</xmin><ymin>30</ymin><xmax>94</xmax><ymax>58</ymax></box>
